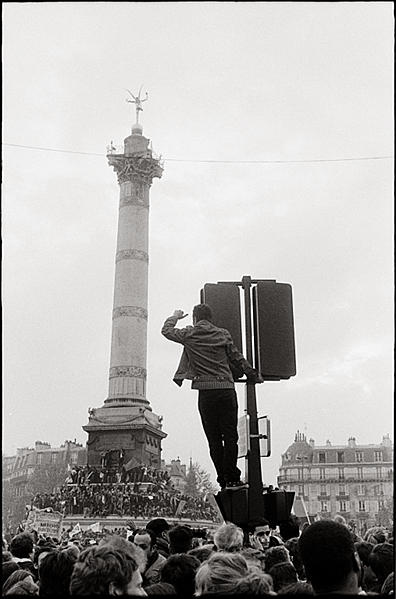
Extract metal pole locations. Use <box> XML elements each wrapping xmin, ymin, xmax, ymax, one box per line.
<box><xmin>242</xmin><ymin>276</ymin><xmax>264</xmax><ymax>523</ymax></box>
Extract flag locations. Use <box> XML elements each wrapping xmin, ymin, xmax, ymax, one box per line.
<box><xmin>175</xmin><ymin>500</ymin><xmax>186</xmax><ymax>516</ymax></box>
<box><xmin>69</xmin><ymin>523</ymin><xmax>81</xmax><ymax>538</ymax></box>
<box><xmin>88</xmin><ymin>522</ymin><xmax>101</xmax><ymax>533</ymax></box>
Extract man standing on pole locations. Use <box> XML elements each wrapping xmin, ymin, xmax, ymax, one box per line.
<box><xmin>161</xmin><ymin>304</ymin><xmax>262</xmax><ymax>491</ymax></box>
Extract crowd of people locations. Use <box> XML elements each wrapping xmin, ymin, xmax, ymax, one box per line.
<box><xmin>2</xmin><ymin>514</ymin><xmax>394</xmax><ymax>595</ymax></box>
<box><xmin>64</xmin><ymin>464</ymin><xmax>172</xmax><ymax>487</ymax></box>
<box><xmin>30</xmin><ymin>484</ymin><xmax>219</xmax><ymax>522</ymax></box>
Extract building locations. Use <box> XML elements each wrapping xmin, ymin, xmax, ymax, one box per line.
<box><xmin>2</xmin><ymin>440</ymin><xmax>86</xmax><ymax>530</ymax></box>
<box><xmin>162</xmin><ymin>458</ymin><xmax>188</xmax><ymax>493</ymax></box>
<box><xmin>277</xmin><ymin>431</ymin><xmax>393</xmax><ymax>534</ymax></box>
<box><xmin>83</xmin><ymin>90</ymin><xmax>166</xmax><ymax>469</ymax></box>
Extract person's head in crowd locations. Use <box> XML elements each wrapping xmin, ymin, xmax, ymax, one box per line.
<box><xmin>298</xmin><ymin>520</ymin><xmax>361</xmax><ymax>594</ymax></box>
<box><xmin>2</xmin><ymin>569</ymin><xmax>38</xmax><ymax>596</ymax></box>
<box><xmin>192</xmin><ymin>303</ymin><xmax>213</xmax><ymax>324</ymax></box>
<box><xmin>168</xmin><ymin>525</ymin><xmax>193</xmax><ymax>554</ymax></box>
<box><xmin>333</xmin><ymin>514</ymin><xmax>347</xmax><ymax>527</ymax></box>
<box><xmin>268</xmin><ymin>560</ymin><xmax>298</xmax><ymax>593</ymax></box>
<box><xmin>195</xmin><ymin>552</ymin><xmax>269</xmax><ymax>596</ymax></box>
<box><xmin>69</xmin><ymin>542</ymin><xmax>146</xmax><ymax>595</ymax></box>
<box><xmin>38</xmin><ymin>549</ymin><xmax>78</xmax><ymax>596</ymax></box>
<box><xmin>364</xmin><ymin>526</ymin><xmax>387</xmax><ymax>545</ymax></box>
<box><xmin>264</xmin><ymin>545</ymin><xmax>290</xmax><ymax>572</ymax></box>
<box><xmin>354</xmin><ymin>540</ymin><xmax>375</xmax><ymax>567</ymax></box>
<box><xmin>213</xmin><ymin>522</ymin><xmax>243</xmax><ymax>553</ymax></box>
<box><xmin>146</xmin><ymin>518</ymin><xmax>170</xmax><ymax>555</ymax></box>
<box><xmin>33</xmin><ymin>540</ymin><xmax>58</xmax><ymax>569</ymax></box>
<box><xmin>132</xmin><ymin>529</ymin><xmax>157</xmax><ymax>561</ymax></box>
<box><xmin>368</xmin><ymin>542</ymin><xmax>394</xmax><ymax>587</ymax></box>
<box><xmin>280</xmin><ymin>581</ymin><xmax>315</xmax><ymax>595</ymax></box>
<box><xmin>279</xmin><ymin>515</ymin><xmax>300</xmax><ymax>542</ymax></box>
<box><xmin>284</xmin><ymin>537</ymin><xmax>305</xmax><ymax>580</ymax></box>
<box><xmin>233</xmin><ymin>570</ymin><xmax>275</xmax><ymax>595</ymax></box>
<box><xmin>160</xmin><ymin>553</ymin><xmax>200</xmax><ymax>596</ymax></box>
<box><xmin>9</xmin><ymin>533</ymin><xmax>34</xmax><ymax>560</ymax></box>
<box><xmin>381</xmin><ymin>572</ymin><xmax>394</xmax><ymax>595</ymax></box>
<box><xmin>187</xmin><ymin>544</ymin><xmax>214</xmax><ymax>563</ymax></box>
<box><xmin>2</xmin><ymin>561</ymin><xmax>20</xmax><ymax>586</ymax></box>
<box><xmin>145</xmin><ymin>581</ymin><xmax>177</xmax><ymax>595</ymax></box>
<box><xmin>250</xmin><ymin>518</ymin><xmax>271</xmax><ymax>551</ymax></box>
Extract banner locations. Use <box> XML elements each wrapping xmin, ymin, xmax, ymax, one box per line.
<box><xmin>69</xmin><ymin>523</ymin><xmax>81</xmax><ymax>538</ymax></box>
<box><xmin>175</xmin><ymin>500</ymin><xmax>186</xmax><ymax>516</ymax></box>
<box><xmin>25</xmin><ymin>509</ymin><xmax>63</xmax><ymax>539</ymax></box>
<box><xmin>88</xmin><ymin>522</ymin><xmax>101</xmax><ymax>533</ymax></box>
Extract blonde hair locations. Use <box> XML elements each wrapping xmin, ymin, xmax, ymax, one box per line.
<box><xmin>195</xmin><ymin>552</ymin><xmax>248</xmax><ymax>595</ymax></box>
<box><xmin>213</xmin><ymin>522</ymin><xmax>244</xmax><ymax>552</ymax></box>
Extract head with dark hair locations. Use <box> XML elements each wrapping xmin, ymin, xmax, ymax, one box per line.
<box><xmin>279</xmin><ymin>515</ymin><xmax>300</xmax><ymax>541</ymax></box>
<box><xmin>284</xmin><ymin>537</ymin><xmax>305</xmax><ymax>580</ymax></box>
<box><xmin>69</xmin><ymin>542</ymin><xmax>145</xmax><ymax>595</ymax></box>
<box><xmin>264</xmin><ymin>545</ymin><xmax>290</xmax><ymax>572</ymax></box>
<box><xmin>160</xmin><ymin>553</ymin><xmax>200</xmax><ymax>596</ymax></box>
<box><xmin>9</xmin><ymin>533</ymin><xmax>34</xmax><ymax>559</ymax></box>
<box><xmin>146</xmin><ymin>519</ymin><xmax>170</xmax><ymax>536</ymax></box>
<box><xmin>354</xmin><ymin>540</ymin><xmax>375</xmax><ymax>566</ymax></box>
<box><xmin>298</xmin><ymin>520</ymin><xmax>361</xmax><ymax>594</ymax></box>
<box><xmin>368</xmin><ymin>542</ymin><xmax>394</xmax><ymax>585</ymax></box>
<box><xmin>192</xmin><ymin>304</ymin><xmax>212</xmax><ymax>324</ymax></box>
<box><xmin>168</xmin><ymin>526</ymin><xmax>193</xmax><ymax>555</ymax></box>
<box><xmin>133</xmin><ymin>528</ymin><xmax>157</xmax><ymax>561</ymax></box>
<box><xmin>38</xmin><ymin>549</ymin><xmax>78</xmax><ymax>595</ymax></box>
<box><xmin>2</xmin><ymin>569</ymin><xmax>36</xmax><ymax>595</ymax></box>
<box><xmin>268</xmin><ymin>560</ymin><xmax>298</xmax><ymax>593</ymax></box>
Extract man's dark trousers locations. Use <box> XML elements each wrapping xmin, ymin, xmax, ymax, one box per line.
<box><xmin>198</xmin><ymin>388</ymin><xmax>241</xmax><ymax>487</ymax></box>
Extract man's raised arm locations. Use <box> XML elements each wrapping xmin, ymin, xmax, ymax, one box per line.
<box><xmin>161</xmin><ymin>310</ymin><xmax>190</xmax><ymax>344</ymax></box>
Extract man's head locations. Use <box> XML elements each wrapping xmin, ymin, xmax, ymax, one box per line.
<box><xmin>133</xmin><ymin>528</ymin><xmax>157</xmax><ymax>560</ymax></box>
<box><xmin>160</xmin><ymin>553</ymin><xmax>200</xmax><ymax>596</ymax></box>
<box><xmin>69</xmin><ymin>542</ymin><xmax>146</xmax><ymax>596</ymax></box>
<box><xmin>279</xmin><ymin>515</ymin><xmax>300</xmax><ymax>542</ymax></box>
<box><xmin>264</xmin><ymin>545</ymin><xmax>290</xmax><ymax>572</ymax></box>
<box><xmin>368</xmin><ymin>542</ymin><xmax>394</xmax><ymax>585</ymax></box>
<box><xmin>252</xmin><ymin>518</ymin><xmax>271</xmax><ymax>551</ymax></box>
<box><xmin>168</xmin><ymin>525</ymin><xmax>193</xmax><ymax>554</ymax></box>
<box><xmin>9</xmin><ymin>532</ymin><xmax>34</xmax><ymax>559</ymax></box>
<box><xmin>192</xmin><ymin>304</ymin><xmax>212</xmax><ymax>325</ymax></box>
<box><xmin>214</xmin><ymin>522</ymin><xmax>244</xmax><ymax>553</ymax></box>
<box><xmin>298</xmin><ymin>520</ymin><xmax>361</xmax><ymax>594</ymax></box>
<box><xmin>38</xmin><ymin>549</ymin><xmax>77</xmax><ymax>595</ymax></box>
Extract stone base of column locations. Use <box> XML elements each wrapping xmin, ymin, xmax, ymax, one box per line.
<box><xmin>83</xmin><ymin>404</ymin><xmax>167</xmax><ymax>470</ymax></box>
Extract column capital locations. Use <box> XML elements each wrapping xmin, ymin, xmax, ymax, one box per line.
<box><xmin>108</xmin><ymin>153</ymin><xmax>163</xmax><ymax>185</ymax></box>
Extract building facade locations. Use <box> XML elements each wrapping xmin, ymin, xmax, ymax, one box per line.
<box><xmin>277</xmin><ymin>431</ymin><xmax>393</xmax><ymax>534</ymax></box>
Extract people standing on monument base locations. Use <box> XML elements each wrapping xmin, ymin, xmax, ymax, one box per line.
<box><xmin>162</xmin><ymin>304</ymin><xmax>263</xmax><ymax>491</ymax></box>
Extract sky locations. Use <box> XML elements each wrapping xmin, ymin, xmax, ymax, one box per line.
<box><xmin>2</xmin><ymin>2</ymin><xmax>394</xmax><ymax>487</ymax></box>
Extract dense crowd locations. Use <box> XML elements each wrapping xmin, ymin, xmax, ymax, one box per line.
<box><xmin>31</xmin><ymin>484</ymin><xmax>218</xmax><ymax>521</ymax></box>
<box><xmin>64</xmin><ymin>465</ymin><xmax>172</xmax><ymax>486</ymax></box>
<box><xmin>2</xmin><ymin>514</ymin><xmax>394</xmax><ymax>595</ymax></box>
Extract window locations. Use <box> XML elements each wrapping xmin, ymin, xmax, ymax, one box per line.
<box><xmin>319</xmin><ymin>452</ymin><xmax>326</xmax><ymax>463</ymax></box>
<box><xmin>374</xmin><ymin>451</ymin><xmax>383</xmax><ymax>462</ymax></box>
<box><xmin>378</xmin><ymin>499</ymin><xmax>385</xmax><ymax>510</ymax></box>
<box><xmin>51</xmin><ymin>453</ymin><xmax>57</xmax><ymax>464</ymax></box>
<box><xmin>338</xmin><ymin>468</ymin><xmax>345</xmax><ymax>481</ymax></box>
<box><xmin>337</xmin><ymin>452</ymin><xmax>345</xmax><ymax>463</ymax></box>
<box><xmin>357</xmin><ymin>467</ymin><xmax>363</xmax><ymax>480</ymax></box>
<box><xmin>339</xmin><ymin>501</ymin><xmax>347</xmax><ymax>512</ymax></box>
<box><xmin>376</xmin><ymin>467</ymin><xmax>382</xmax><ymax>480</ymax></box>
<box><xmin>357</xmin><ymin>484</ymin><xmax>365</xmax><ymax>496</ymax></box>
<box><xmin>320</xmin><ymin>484</ymin><xmax>327</xmax><ymax>496</ymax></box>
<box><xmin>319</xmin><ymin>468</ymin><xmax>326</xmax><ymax>480</ymax></box>
<box><xmin>321</xmin><ymin>501</ymin><xmax>328</xmax><ymax>512</ymax></box>
<box><xmin>37</xmin><ymin>453</ymin><xmax>43</xmax><ymax>465</ymax></box>
<box><xmin>339</xmin><ymin>484</ymin><xmax>346</xmax><ymax>496</ymax></box>
<box><xmin>70</xmin><ymin>453</ymin><xmax>78</xmax><ymax>464</ymax></box>
<box><xmin>358</xmin><ymin>500</ymin><xmax>366</xmax><ymax>512</ymax></box>
<box><xmin>373</xmin><ymin>485</ymin><xmax>380</xmax><ymax>496</ymax></box>
<box><xmin>298</xmin><ymin>485</ymin><xmax>304</xmax><ymax>496</ymax></box>
<box><xmin>355</xmin><ymin>451</ymin><xmax>363</xmax><ymax>462</ymax></box>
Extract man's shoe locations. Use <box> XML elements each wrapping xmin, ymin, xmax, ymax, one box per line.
<box><xmin>225</xmin><ymin>480</ymin><xmax>249</xmax><ymax>491</ymax></box>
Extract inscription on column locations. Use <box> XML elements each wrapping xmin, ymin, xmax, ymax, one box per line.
<box><xmin>109</xmin><ymin>366</ymin><xmax>147</xmax><ymax>379</ymax></box>
<box><xmin>112</xmin><ymin>306</ymin><xmax>148</xmax><ymax>320</ymax></box>
<box><xmin>116</xmin><ymin>249</ymin><xmax>149</xmax><ymax>263</ymax></box>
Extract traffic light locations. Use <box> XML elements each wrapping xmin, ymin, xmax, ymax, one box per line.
<box><xmin>200</xmin><ymin>283</ymin><xmax>243</xmax><ymax>353</ymax></box>
<box><xmin>253</xmin><ymin>281</ymin><xmax>296</xmax><ymax>380</ymax></box>
<box><xmin>263</xmin><ymin>490</ymin><xmax>295</xmax><ymax>527</ymax></box>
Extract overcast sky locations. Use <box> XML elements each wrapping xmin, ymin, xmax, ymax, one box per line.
<box><xmin>2</xmin><ymin>2</ymin><xmax>394</xmax><ymax>486</ymax></box>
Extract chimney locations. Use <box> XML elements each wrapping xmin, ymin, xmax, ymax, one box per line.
<box><xmin>348</xmin><ymin>437</ymin><xmax>356</xmax><ymax>448</ymax></box>
<box><xmin>326</xmin><ymin>439</ymin><xmax>332</xmax><ymax>447</ymax></box>
<box><xmin>309</xmin><ymin>438</ymin><xmax>315</xmax><ymax>448</ymax></box>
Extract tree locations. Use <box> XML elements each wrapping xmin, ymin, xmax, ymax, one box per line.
<box><xmin>375</xmin><ymin>496</ymin><xmax>394</xmax><ymax>529</ymax></box>
<box><xmin>184</xmin><ymin>461</ymin><xmax>217</xmax><ymax>498</ymax></box>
